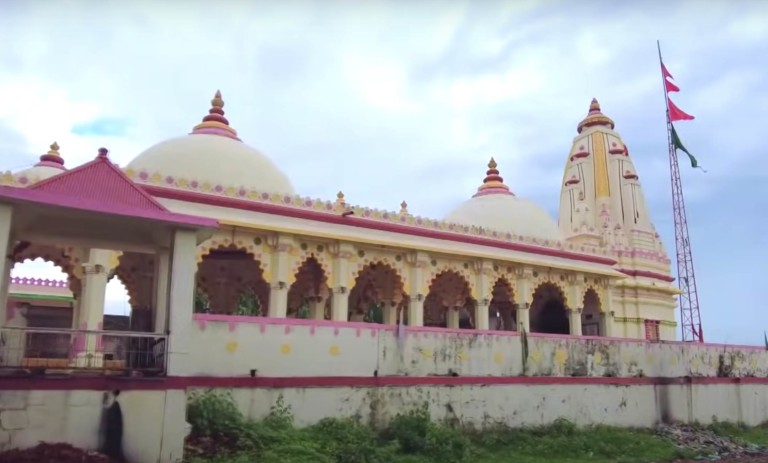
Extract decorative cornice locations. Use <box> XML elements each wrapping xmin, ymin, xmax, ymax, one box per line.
<box><xmin>119</xmin><ymin>169</ymin><xmax>613</xmax><ymax>262</ymax></box>
<box><xmin>9</xmin><ymin>277</ymin><xmax>68</xmax><ymax>288</ymax></box>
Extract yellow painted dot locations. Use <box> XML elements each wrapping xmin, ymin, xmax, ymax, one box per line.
<box><xmin>530</xmin><ymin>350</ymin><xmax>542</xmax><ymax>364</ymax></box>
<box><xmin>421</xmin><ymin>349</ymin><xmax>433</xmax><ymax>359</ymax></box>
<box><xmin>493</xmin><ymin>352</ymin><xmax>504</xmax><ymax>364</ymax></box>
<box><xmin>593</xmin><ymin>352</ymin><xmax>602</xmax><ymax>365</ymax></box>
<box><xmin>280</xmin><ymin>344</ymin><xmax>292</xmax><ymax>355</ymax></box>
<box><xmin>457</xmin><ymin>350</ymin><xmax>468</xmax><ymax>362</ymax></box>
<box><xmin>329</xmin><ymin>345</ymin><xmax>341</xmax><ymax>356</ymax></box>
<box><xmin>554</xmin><ymin>348</ymin><xmax>568</xmax><ymax>366</ymax></box>
<box><xmin>225</xmin><ymin>341</ymin><xmax>239</xmax><ymax>353</ymax></box>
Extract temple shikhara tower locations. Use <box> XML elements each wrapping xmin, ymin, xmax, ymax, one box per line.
<box><xmin>558</xmin><ymin>99</ymin><xmax>677</xmax><ymax>339</ymax></box>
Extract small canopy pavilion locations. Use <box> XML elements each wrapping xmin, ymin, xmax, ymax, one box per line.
<box><xmin>0</xmin><ymin>148</ymin><xmax>218</xmax><ymax>375</ymax></box>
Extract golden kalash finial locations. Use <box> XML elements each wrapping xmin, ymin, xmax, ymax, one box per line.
<box><xmin>473</xmin><ymin>157</ymin><xmax>513</xmax><ymax>197</ymax></box>
<box><xmin>39</xmin><ymin>141</ymin><xmax>65</xmax><ymax>166</ymax></box>
<box><xmin>577</xmin><ymin>97</ymin><xmax>615</xmax><ymax>133</ymax></box>
<box><xmin>47</xmin><ymin>142</ymin><xmax>60</xmax><ymax>156</ymax></box>
<box><xmin>191</xmin><ymin>90</ymin><xmax>239</xmax><ymax>139</ymax></box>
<box><xmin>336</xmin><ymin>191</ymin><xmax>346</xmax><ymax>205</ymax></box>
<box><xmin>400</xmin><ymin>200</ymin><xmax>408</xmax><ymax>215</ymax></box>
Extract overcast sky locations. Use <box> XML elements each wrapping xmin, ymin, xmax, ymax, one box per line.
<box><xmin>3</xmin><ymin>0</ymin><xmax>767</xmax><ymax>344</ymax></box>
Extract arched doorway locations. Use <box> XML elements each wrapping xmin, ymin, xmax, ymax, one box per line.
<box><xmin>424</xmin><ymin>270</ymin><xmax>474</xmax><ymax>329</ymax></box>
<box><xmin>113</xmin><ymin>252</ymin><xmax>155</xmax><ymax>331</ymax></box>
<box><xmin>287</xmin><ymin>256</ymin><xmax>330</xmax><ymax>320</ymax></box>
<box><xmin>581</xmin><ymin>288</ymin><xmax>603</xmax><ymax>336</ymax></box>
<box><xmin>530</xmin><ymin>282</ymin><xmax>569</xmax><ymax>334</ymax></box>
<box><xmin>349</xmin><ymin>262</ymin><xmax>405</xmax><ymax>324</ymax></box>
<box><xmin>196</xmin><ymin>245</ymin><xmax>269</xmax><ymax>316</ymax></box>
<box><xmin>490</xmin><ymin>277</ymin><xmax>516</xmax><ymax>331</ymax></box>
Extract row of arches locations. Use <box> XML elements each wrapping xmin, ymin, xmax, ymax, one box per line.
<box><xmin>193</xmin><ymin>247</ymin><xmax>605</xmax><ymax>335</ymax></box>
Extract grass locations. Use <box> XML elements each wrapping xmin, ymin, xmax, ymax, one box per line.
<box><xmin>183</xmin><ymin>389</ymin><xmax>768</xmax><ymax>463</ymax></box>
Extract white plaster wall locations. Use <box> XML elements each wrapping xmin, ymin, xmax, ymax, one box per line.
<box><xmin>183</xmin><ymin>317</ymin><xmax>768</xmax><ymax>379</ymax></box>
<box><xmin>0</xmin><ymin>390</ymin><xmax>185</xmax><ymax>463</ymax></box>
<box><xmin>201</xmin><ymin>383</ymin><xmax>765</xmax><ymax>429</ymax></box>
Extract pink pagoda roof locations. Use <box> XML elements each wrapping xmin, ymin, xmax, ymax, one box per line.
<box><xmin>0</xmin><ymin>148</ymin><xmax>217</xmax><ymax>229</ymax></box>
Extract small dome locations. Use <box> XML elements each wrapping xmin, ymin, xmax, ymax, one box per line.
<box><xmin>127</xmin><ymin>91</ymin><xmax>294</xmax><ymax>195</ymax></box>
<box><xmin>15</xmin><ymin>142</ymin><xmax>67</xmax><ymax>183</ymax></box>
<box><xmin>444</xmin><ymin>158</ymin><xmax>562</xmax><ymax>242</ymax></box>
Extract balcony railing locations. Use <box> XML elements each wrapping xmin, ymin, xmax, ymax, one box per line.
<box><xmin>0</xmin><ymin>327</ymin><xmax>167</xmax><ymax>376</ymax></box>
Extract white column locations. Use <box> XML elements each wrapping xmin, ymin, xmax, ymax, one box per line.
<box><xmin>407</xmin><ymin>295</ymin><xmax>423</xmax><ymax>327</ymax></box>
<box><xmin>153</xmin><ymin>250</ymin><xmax>171</xmax><ymax>334</ymax></box>
<box><xmin>268</xmin><ymin>284</ymin><xmax>288</xmax><ymax>317</ymax></box>
<box><xmin>568</xmin><ymin>308</ymin><xmax>583</xmax><ymax>336</ymax></box>
<box><xmin>167</xmin><ymin>229</ymin><xmax>197</xmax><ymax>375</ymax></box>
<box><xmin>475</xmin><ymin>302</ymin><xmax>490</xmax><ymax>330</ymax></box>
<box><xmin>75</xmin><ymin>249</ymin><xmax>111</xmax><ymax>368</ymax></box>
<box><xmin>382</xmin><ymin>300</ymin><xmax>398</xmax><ymax>325</ymax></box>
<box><xmin>446</xmin><ymin>307</ymin><xmax>460</xmax><ymax>329</ymax></box>
<box><xmin>309</xmin><ymin>296</ymin><xmax>327</xmax><ymax>320</ymax></box>
<box><xmin>330</xmin><ymin>287</ymin><xmax>348</xmax><ymax>321</ymax></box>
<box><xmin>0</xmin><ymin>204</ymin><xmax>14</xmax><ymax>326</ymax></box>
<box><xmin>516</xmin><ymin>303</ymin><xmax>530</xmax><ymax>333</ymax></box>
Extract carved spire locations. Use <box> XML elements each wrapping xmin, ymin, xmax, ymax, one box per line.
<box><xmin>400</xmin><ymin>200</ymin><xmax>408</xmax><ymax>215</ymax></box>
<box><xmin>37</xmin><ymin>141</ymin><xmax>65</xmax><ymax>167</ymax></box>
<box><xmin>577</xmin><ymin>98</ymin><xmax>615</xmax><ymax>133</ymax></box>
<box><xmin>473</xmin><ymin>157</ymin><xmax>514</xmax><ymax>198</ymax></box>
<box><xmin>191</xmin><ymin>90</ymin><xmax>240</xmax><ymax>140</ymax></box>
<box><xmin>336</xmin><ymin>191</ymin><xmax>345</xmax><ymax>205</ymax></box>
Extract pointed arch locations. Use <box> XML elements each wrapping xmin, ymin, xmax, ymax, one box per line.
<box><xmin>530</xmin><ymin>282</ymin><xmax>569</xmax><ymax>334</ymax></box>
<box><xmin>424</xmin><ymin>270</ymin><xmax>475</xmax><ymax>329</ymax></box>
<box><xmin>287</xmin><ymin>256</ymin><xmax>330</xmax><ymax>319</ymax></box>
<box><xmin>349</xmin><ymin>261</ymin><xmax>406</xmax><ymax>323</ymax></box>
<box><xmin>196</xmin><ymin>244</ymin><xmax>270</xmax><ymax>315</ymax></box>
<box><xmin>581</xmin><ymin>287</ymin><xmax>603</xmax><ymax>336</ymax></box>
<box><xmin>490</xmin><ymin>276</ymin><xmax>516</xmax><ymax>331</ymax></box>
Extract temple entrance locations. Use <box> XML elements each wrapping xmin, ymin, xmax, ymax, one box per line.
<box><xmin>424</xmin><ymin>270</ymin><xmax>474</xmax><ymax>329</ymax></box>
<box><xmin>287</xmin><ymin>256</ymin><xmax>330</xmax><ymax>319</ymax></box>
<box><xmin>489</xmin><ymin>277</ymin><xmax>516</xmax><ymax>331</ymax></box>
<box><xmin>530</xmin><ymin>282</ymin><xmax>569</xmax><ymax>334</ymax></box>
<box><xmin>348</xmin><ymin>262</ymin><xmax>405</xmax><ymax>324</ymax></box>
<box><xmin>581</xmin><ymin>288</ymin><xmax>603</xmax><ymax>336</ymax></box>
<box><xmin>196</xmin><ymin>245</ymin><xmax>269</xmax><ymax>316</ymax></box>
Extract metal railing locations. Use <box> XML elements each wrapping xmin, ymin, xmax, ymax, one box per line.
<box><xmin>0</xmin><ymin>327</ymin><xmax>167</xmax><ymax>376</ymax></box>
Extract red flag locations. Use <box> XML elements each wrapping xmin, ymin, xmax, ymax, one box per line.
<box><xmin>661</xmin><ymin>62</ymin><xmax>674</xmax><ymax>80</ymax></box>
<box><xmin>668</xmin><ymin>98</ymin><xmax>694</xmax><ymax>121</ymax></box>
<box><xmin>665</xmin><ymin>79</ymin><xmax>680</xmax><ymax>93</ymax></box>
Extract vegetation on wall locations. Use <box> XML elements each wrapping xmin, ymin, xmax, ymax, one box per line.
<box><xmin>183</xmin><ymin>389</ymin><xmax>746</xmax><ymax>463</ymax></box>
<box><xmin>234</xmin><ymin>289</ymin><xmax>261</xmax><ymax>316</ymax></box>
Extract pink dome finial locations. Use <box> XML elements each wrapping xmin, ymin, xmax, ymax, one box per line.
<box><xmin>577</xmin><ymin>97</ymin><xmax>615</xmax><ymax>133</ymax></box>
<box><xmin>191</xmin><ymin>90</ymin><xmax>240</xmax><ymax>140</ymax></box>
<box><xmin>97</xmin><ymin>147</ymin><xmax>109</xmax><ymax>158</ymax></box>
<box><xmin>37</xmin><ymin>141</ymin><xmax>65</xmax><ymax>167</ymax></box>
<box><xmin>472</xmin><ymin>157</ymin><xmax>514</xmax><ymax>198</ymax></box>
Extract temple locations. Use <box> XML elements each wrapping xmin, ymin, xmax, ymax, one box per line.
<box><xmin>3</xmin><ymin>92</ymin><xmax>739</xmax><ymax>463</ymax></box>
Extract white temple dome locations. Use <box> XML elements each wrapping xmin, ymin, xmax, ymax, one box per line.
<box><xmin>15</xmin><ymin>142</ymin><xmax>67</xmax><ymax>183</ymax></box>
<box><xmin>127</xmin><ymin>91</ymin><xmax>295</xmax><ymax>195</ymax></box>
<box><xmin>444</xmin><ymin>158</ymin><xmax>562</xmax><ymax>242</ymax></box>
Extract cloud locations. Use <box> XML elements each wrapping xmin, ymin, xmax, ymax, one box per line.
<box><xmin>2</xmin><ymin>0</ymin><xmax>767</xmax><ymax>343</ymax></box>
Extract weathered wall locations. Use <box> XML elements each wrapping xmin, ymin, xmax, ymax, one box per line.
<box><xmin>0</xmin><ymin>389</ymin><xmax>187</xmax><ymax>463</ymax></box>
<box><xmin>182</xmin><ymin>315</ymin><xmax>768</xmax><ymax>379</ymax></box>
<box><xmin>214</xmin><ymin>381</ymin><xmax>768</xmax><ymax>428</ymax></box>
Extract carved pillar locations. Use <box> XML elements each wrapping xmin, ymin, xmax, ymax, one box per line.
<box><xmin>515</xmin><ymin>267</ymin><xmax>533</xmax><ymax>332</ymax></box>
<box><xmin>405</xmin><ymin>252</ymin><xmax>429</xmax><ymax>326</ymax></box>
<box><xmin>153</xmin><ymin>250</ymin><xmax>171</xmax><ymax>333</ymax></box>
<box><xmin>329</xmin><ymin>242</ymin><xmax>354</xmax><ymax>321</ymax></box>
<box><xmin>267</xmin><ymin>234</ymin><xmax>295</xmax><ymax>318</ymax></box>
<box><xmin>473</xmin><ymin>260</ymin><xmax>492</xmax><ymax>330</ymax></box>
<box><xmin>568</xmin><ymin>308</ymin><xmax>583</xmax><ymax>336</ymax></box>
<box><xmin>0</xmin><ymin>204</ymin><xmax>13</xmax><ymax>326</ymax></box>
<box><xmin>75</xmin><ymin>249</ymin><xmax>111</xmax><ymax>368</ymax></box>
